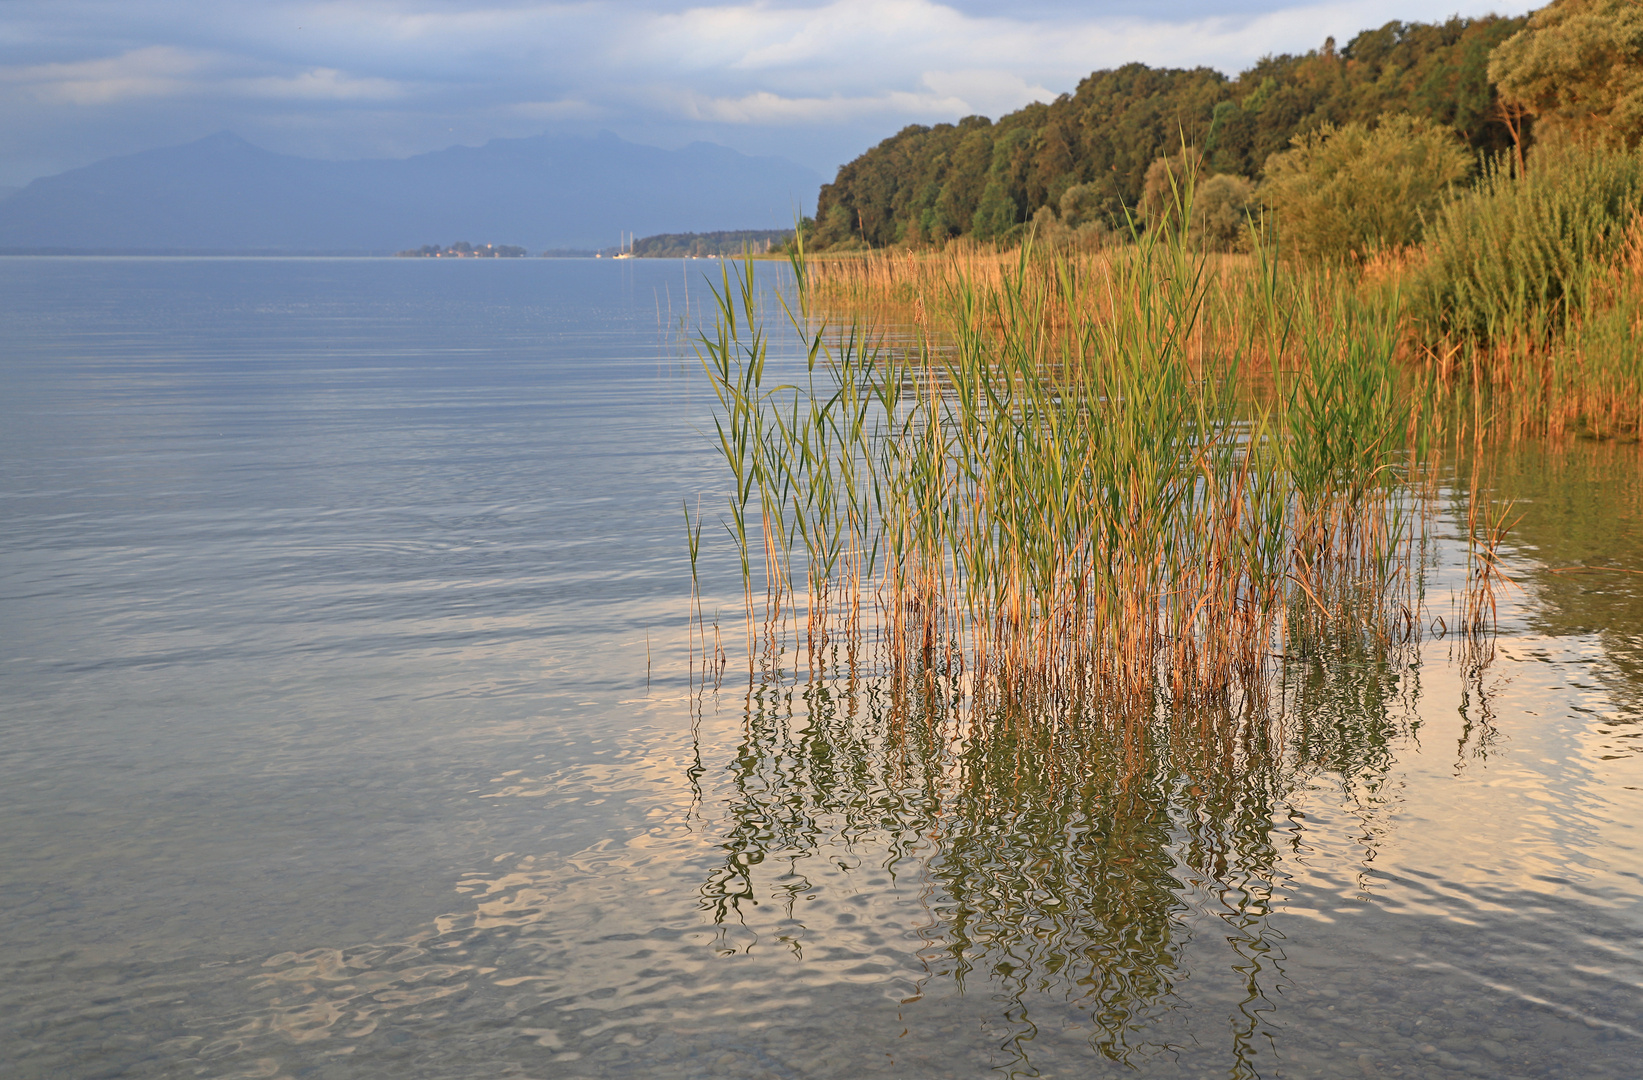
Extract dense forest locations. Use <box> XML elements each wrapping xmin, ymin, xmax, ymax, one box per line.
<box><xmin>808</xmin><ymin>15</ymin><xmax>1530</xmax><ymax>249</ymax></box>
<box><xmin>628</xmin><ymin>229</ymin><xmax>793</xmax><ymax>258</ymax></box>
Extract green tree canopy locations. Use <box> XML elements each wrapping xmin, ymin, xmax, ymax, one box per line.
<box><xmin>810</xmin><ymin>13</ymin><xmax>1526</xmax><ymax>250</ymax></box>
<box><xmin>1489</xmin><ymin>0</ymin><xmax>1643</xmax><ymax>150</ymax></box>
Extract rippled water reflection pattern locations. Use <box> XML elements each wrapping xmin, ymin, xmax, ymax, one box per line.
<box><xmin>1</xmin><ymin>258</ymin><xmax>1640</xmax><ymax>1079</ymax></box>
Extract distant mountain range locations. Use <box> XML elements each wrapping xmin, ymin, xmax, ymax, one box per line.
<box><xmin>0</xmin><ymin>131</ymin><xmax>821</xmax><ymax>254</ymax></box>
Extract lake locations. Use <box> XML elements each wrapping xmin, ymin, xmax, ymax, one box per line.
<box><xmin>2</xmin><ymin>256</ymin><xmax>1641</xmax><ymax>1079</ymax></box>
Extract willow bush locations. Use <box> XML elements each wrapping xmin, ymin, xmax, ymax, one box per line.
<box><xmin>1411</xmin><ymin>142</ymin><xmax>1643</xmax><ymax>346</ymax></box>
<box><xmin>1190</xmin><ymin>174</ymin><xmax>1258</xmax><ymax>253</ymax></box>
<box><xmin>1261</xmin><ymin>113</ymin><xmax>1473</xmax><ymax>262</ymax></box>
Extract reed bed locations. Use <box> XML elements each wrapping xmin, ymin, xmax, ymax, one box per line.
<box><xmin>802</xmin><ymin>244</ymin><xmax>1278</xmax><ymax>377</ymax></box>
<box><xmin>691</xmin><ymin>215</ymin><xmax>1441</xmax><ymax>730</ymax></box>
<box><xmin>803</xmin><ymin>145</ymin><xmax>1643</xmax><ymax>446</ymax></box>
<box><xmin>1407</xmin><ymin>144</ymin><xmax>1643</xmax><ymax>441</ymax></box>
<box><xmin>1422</xmin><ymin>224</ymin><xmax>1643</xmax><ymax>441</ymax></box>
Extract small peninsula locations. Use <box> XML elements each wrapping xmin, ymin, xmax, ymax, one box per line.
<box><xmin>398</xmin><ymin>242</ymin><xmax>527</xmax><ymax>258</ymax></box>
<box><xmin>603</xmin><ymin>229</ymin><xmax>794</xmax><ymax>258</ymax></box>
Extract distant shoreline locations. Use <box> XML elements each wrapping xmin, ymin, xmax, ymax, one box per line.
<box><xmin>0</xmin><ymin>249</ymin><xmax>590</xmax><ymax>258</ymax></box>
<box><xmin>0</xmin><ymin>250</ymin><xmax>787</xmax><ymax>260</ymax></box>
<box><xmin>0</xmin><ymin>229</ymin><xmax>797</xmax><ymax>259</ymax></box>
<box><xmin>0</xmin><ymin>248</ymin><xmax>400</xmax><ymax>257</ymax></box>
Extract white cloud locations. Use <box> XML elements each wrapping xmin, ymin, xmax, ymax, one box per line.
<box><xmin>229</xmin><ymin>68</ymin><xmax>408</xmax><ymax>101</ymax></box>
<box><xmin>919</xmin><ymin>70</ymin><xmax>1059</xmax><ymax>116</ymax></box>
<box><xmin>0</xmin><ymin>45</ymin><xmax>409</xmax><ymax>107</ymax></box>
<box><xmin>677</xmin><ymin>87</ymin><xmax>969</xmax><ymax>125</ymax></box>
<box><xmin>0</xmin><ymin>0</ymin><xmax>1540</xmax><ymax>184</ymax></box>
<box><xmin>3</xmin><ymin>45</ymin><xmax>206</xmax><ymax>105</ymax></box>
<box><xmin>637</xmin><ymin>0</ymin><xmax>1053</xmax><ymax>86</ymax></box>
<box><xmin>674</xmin><ymin>66</ymin><xmax>1061</xmax><ymax>127</ymax></box>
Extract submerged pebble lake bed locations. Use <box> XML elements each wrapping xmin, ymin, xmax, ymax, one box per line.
<box><xmin>1</xmin><ymin>256</ymin><xmax>1641</xmax><ymax>1079</ymax></box>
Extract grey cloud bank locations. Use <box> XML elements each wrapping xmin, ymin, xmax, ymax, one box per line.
<box><xmin>2</xmin><ymin>0</ymin><xmax>1536</xmax><ymax>189</ymax></box>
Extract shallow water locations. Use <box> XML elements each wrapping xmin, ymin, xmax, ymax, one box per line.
<box><xmin>2</xmin><ymin>256</ymin><xmax>1641</xmax><ymax>1079</ymax></box>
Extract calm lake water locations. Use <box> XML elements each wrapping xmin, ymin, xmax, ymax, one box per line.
<box><xmin>2</xmin><ymin>256</ymin><xmax>1641</xmax><ymax>1079</ymax></box>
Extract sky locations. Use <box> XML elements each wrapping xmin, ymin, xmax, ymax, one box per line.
<box><xmin>0</xmin><ymin>0</ymin><xmax>1538</xmax><ymax>189</ymax></box>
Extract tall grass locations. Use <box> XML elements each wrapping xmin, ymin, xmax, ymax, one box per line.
<box><xmin>692</xmin><ymin>203</ymin><xmax>1434</xmax><ymax>725</ymax></box>
<box><xmin>1413</xmin><ymin>146</ymin><xmax>1643</xmax><ymax>347</ymax></box>
<box><xmin>1411</xmin><ymin>144</ymin><xmax>1643</xmax><ymax>438</ymax></box>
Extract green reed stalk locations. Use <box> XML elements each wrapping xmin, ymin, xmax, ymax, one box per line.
<box><xmin>694</xmin><ymin>174</ymin><xmax>1432</xmax><ymax>725</ymax></box>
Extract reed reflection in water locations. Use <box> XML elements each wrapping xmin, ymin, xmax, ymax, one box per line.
<box><xmin>694</xmin><ymin>623</ymin><xmax>1419</xmax><ymax>1076</ymax></box>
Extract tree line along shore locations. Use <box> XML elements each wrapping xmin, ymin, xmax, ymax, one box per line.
<box><xmin>795</xmin><ymin>1</ymin><xmax>1639</xmax><ymax>258</ymax></box>
<box><xmin>759</xmin><ymin>0</ymin><xmax>1643</xmax><ymax>443</ymax></box>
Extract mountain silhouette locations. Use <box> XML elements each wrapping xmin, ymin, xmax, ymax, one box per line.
<box><xmin>0</xmin><ymin>131</ymin><xmax>820</xmax><ymax>253</ymax></box>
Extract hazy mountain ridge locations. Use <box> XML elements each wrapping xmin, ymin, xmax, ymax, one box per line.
<box><xmin>0</xmin><ymin>132</ymin><xmax>820</xmax><ymax>253</ymax></box>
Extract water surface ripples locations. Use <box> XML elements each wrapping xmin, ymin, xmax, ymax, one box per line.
<box><xmin>2</xmin><ymin>257</ymin><xmax>1640</xmax><ymax>1079</ymax></box>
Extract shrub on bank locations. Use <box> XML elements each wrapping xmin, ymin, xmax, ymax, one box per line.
<box><xmin>1139</xmin><ymin>148</ymin><xmax>1208</xmax><ymax>227</ymax></box>
<box><xmin>1190</xmin><ymin>174</ymin><xmax>1258</xmax><ymax>253</ymax></box>
<box><xmin>1411</xmin><ymin>144</ymin><xmax>1643</xmax><ymax>346</ymax></box>
<box><xmin>1119</xmin><ymin>149</ymin><xmax>1257</xmax><ymax>252</ymax></box>
<box><xmin>1059</xmin><ymin>183</ymin><xmax>1106</xmax><ymax>230</ymax></box>
<box><xmin>1028</xmin><ymin>205</ymin><xmax>1113</xmax><ymax>251</ymax></box>
<box><xmin>1261</xmin><ymin>114</ymin><xmax>1473</xmax><ymax>262</ymax></box>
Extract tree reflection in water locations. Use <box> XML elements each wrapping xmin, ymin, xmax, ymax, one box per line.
<box><xmin>694</xmin><ymin>630</ymin><xmax>1421</xmax><ymax>1076</ymax></box>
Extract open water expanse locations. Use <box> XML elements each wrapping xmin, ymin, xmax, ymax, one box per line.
<box><xmin>2</xmin><ymin>256</ymin><xmax>1642</xmax><ymax>1079</ymax></box>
